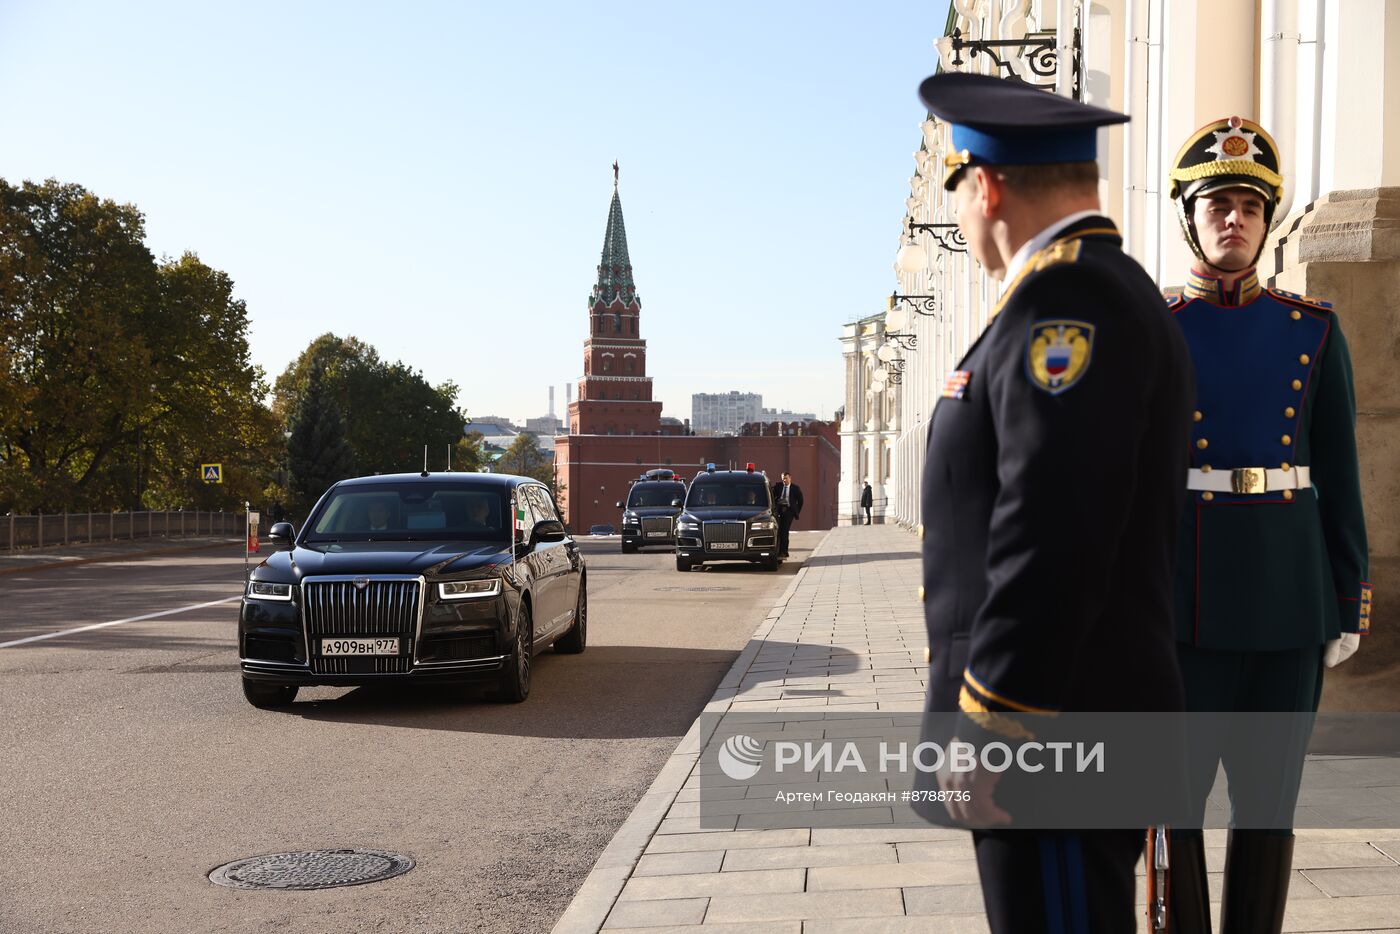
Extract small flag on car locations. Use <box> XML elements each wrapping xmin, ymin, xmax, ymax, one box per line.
<box><xmin>515</xmin><ymin>505</ymin><xmax>528</xmax><ymax>535</ymax></box>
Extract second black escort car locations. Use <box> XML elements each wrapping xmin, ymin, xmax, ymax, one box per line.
<box><xmin>674</xmin><ymin>465</ymin><xmax>781</xmax><ymax>572</ymax></box>
<box><xmin>239</xmin><ymin>472</ymin><xmax>585</xmax><ymax>709</ymax></box>
<box><xmin>617</xmin><ymin>469</ymin><xmax>687</xmax><ymax>553</ymax></box>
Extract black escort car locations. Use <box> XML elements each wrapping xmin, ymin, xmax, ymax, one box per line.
<box><xmin>674</xmin><ymin>465</ymin><xmax>781</xmax><ymax>572</ymax></box>
<box><xmin>617</xmin><ymin>469</ymin><xmax>687</xmax><ymax>553</ymax></box>
<box><xmin>239</xmin><ymin>472</ymin><xmax>586</xmax><ymax>709</ymax></box>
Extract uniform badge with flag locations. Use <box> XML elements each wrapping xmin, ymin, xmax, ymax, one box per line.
<box><xmin>1026</xmin><ymin>320</ymin><xmax>1094</xmax><ymax>395</ymax></box>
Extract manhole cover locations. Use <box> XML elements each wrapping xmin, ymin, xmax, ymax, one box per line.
<box><xmin>654</xmin><ymin>586</ymin><xmax>737</xmax><ymax>592</ymax></box>
<box><xmin>209</xmin><ymin>849</ymin><xmax>414</xmax><ymax>890</ymax></box>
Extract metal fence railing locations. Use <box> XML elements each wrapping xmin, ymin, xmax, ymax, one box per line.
<box><xmin>4</xmin><ymin>510</ymin><xmax>242</xmax><ymax>552</ymax></box>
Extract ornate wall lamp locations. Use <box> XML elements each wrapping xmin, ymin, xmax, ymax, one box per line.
<box><xmin>934</xmin><ymin>26</ymin><xmax>1080</xmax><ymax>98</ymax></box>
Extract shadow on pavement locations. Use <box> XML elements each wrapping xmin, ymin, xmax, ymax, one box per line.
<box><xmin>283</xmin><ymin>640</ymin><xmax>862</xmax><ymax>739</ymax></box>
<box><xmin>799</xmin><ymin>550</ymin><xmax>921</xmax><ymax>569</ymax></box>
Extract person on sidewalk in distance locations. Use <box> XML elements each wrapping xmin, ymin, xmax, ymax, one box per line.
<box><xmin>860</xmin><ymin>480</ymin><xmax>873</xmax><ymax>525</ymax></box>
<box><xmin>771</xmin><ymin>471</ymin><xmax>802</xmax><ymax>557</ymax></box>
<box><xmin>1160</xmin><ymin>117</ymin><xmax>1371</xmax><ymax>934</ymax></box>
<box><xmin>914</xmin><ymin>73</ymin><xmax>1194</xmax><ymax>934</ymax></box>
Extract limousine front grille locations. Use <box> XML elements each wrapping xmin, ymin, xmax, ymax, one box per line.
<box><xmin>641</xmin><ymin>517</ymin><xmax>674</xmax><ymax>537</ymax></box>
<box><xmin>702</xmin><ymin>521</ymin><xmax>745</xmax><ymax>549</ymax></box>
<box><xmin>302</xmin><ymin>576</ymin><xmax>420</xmax><ymax>675</ymax></box>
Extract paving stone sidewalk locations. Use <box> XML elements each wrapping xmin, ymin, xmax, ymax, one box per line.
<box><xmin>553</xmin><ymin>525</ymin><xmax>1400</xmax><ymax>934</ymax></box>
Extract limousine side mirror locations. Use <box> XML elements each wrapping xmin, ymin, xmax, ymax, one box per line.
<box><xmin>670</xmin><ymin>498</ymin><xmax>682</xmax><ymax>508</ymax></box>
<box><xmin>615</xmin><ymin>501</ymin><xmax>624</xmax><ymax>509</ymax></box>
<box><xmin>268</xmin><ymin>522</ymin><xmax>295</xmax><ymax>549</ymax></box>
<box><xmin>532</xmin><ymin>519</ymin><xmax>566</xmax><ymax>544</ymax></box>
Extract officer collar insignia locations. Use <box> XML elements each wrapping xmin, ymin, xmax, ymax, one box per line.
<box><xmin>1183</xmin><ymin>268</ymin><xmax>1261</xmax><ymax>307</ymax></box>
<box><xmin>1026</xmin><ymin>320</ymin><xmax>1095</xmax><ymax>395</ymax></box>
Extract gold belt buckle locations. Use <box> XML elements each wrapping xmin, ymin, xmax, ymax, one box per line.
<box><xmin>1230</xmin><ymin>467</ymin><xmax>1266</xmax><ymax>494</ymax></box>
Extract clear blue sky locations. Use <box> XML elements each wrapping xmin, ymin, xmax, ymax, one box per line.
<box><xmin>1</xmin><ymin>1</ymin><xmax>950</xmax><ymax>426</ymax></box>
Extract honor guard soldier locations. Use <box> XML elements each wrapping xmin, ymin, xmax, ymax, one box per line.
<box><xmin>1162</xmin><ymin>117</ymin><xmax>1371</xmax><ymax>934</ymax></box>
<box><xmin>915</xmin><ymin>73</ymin><xmax>1194</xmax><ymax>934</ymax></box>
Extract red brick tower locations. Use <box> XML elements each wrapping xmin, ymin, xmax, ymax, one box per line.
<box><xmin>568</xmin><ymin>165</ymin><xmax>663</xmax><ymax>435</ymax></box>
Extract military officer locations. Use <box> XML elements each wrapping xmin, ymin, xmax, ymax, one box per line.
<box><xmin>1163</xmin><ymin>117</ymin><xmax>1371</xmax><ymax>934</ymax></box>
<box><xmin>915</xmin><ymin>73</ymin><xmax>1195</xmax><ymax>933</ymax></box>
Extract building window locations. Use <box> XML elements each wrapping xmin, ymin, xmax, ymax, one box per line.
<box><xmin>614</xmin><ymin>313</ymin><xmax>622</xmax><ymax>333</ymax></box>
<box><xmin>602</xmin><ymin>358</ymin><xmax>611</xmax><ymax>372</ymax></box>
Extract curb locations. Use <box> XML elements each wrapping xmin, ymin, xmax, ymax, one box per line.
<box><xmin>550</xmin><ymin>530</ymin><xmax>837</xmax><ymax>934</ymax></box>
<box><xmin>0</xmin><ymin>538</ymin><xmax>244</xmax><ymax>577</ymax></box>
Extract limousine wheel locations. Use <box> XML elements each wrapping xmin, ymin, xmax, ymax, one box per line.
<box><xmin>497</xmin><ymin>603</ymin><xmax>533</xmax><ymax>703</ymax></box>
<box><xmin>242</xmin><ymin>679</ymin><xmax>298</xmax><ymax>709</ymax></box>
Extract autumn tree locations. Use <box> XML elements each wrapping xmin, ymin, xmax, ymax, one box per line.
<box><xmin>0</xmin><ymin>178</ymin><xmax>276</xmax><ymax>512</ymax></box>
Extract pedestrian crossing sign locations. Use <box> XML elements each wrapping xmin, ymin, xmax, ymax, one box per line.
<box><xmin>201</xmin><ymin>463</ymin><xmax>223</xmax><ymax>484</ymax></box>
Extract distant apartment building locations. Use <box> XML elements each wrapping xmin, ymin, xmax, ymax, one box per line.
<box><xmin>691</xmin><ymin>391</ymin><xmax>762</xmax><ymax>436</ymax></box>
<box><xmin>761</xmin><ymin>407</ymin><xmax>816</xmax><ymax>423</ymax></box>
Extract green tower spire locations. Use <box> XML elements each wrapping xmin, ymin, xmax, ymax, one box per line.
<box><xmin>590</xmin><ymin>164</ymin><xmax>638</xmax><ymax>308</ymax></box>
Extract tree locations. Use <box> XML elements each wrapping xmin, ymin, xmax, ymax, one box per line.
<box><xmin>0</xmin><ymin>178</ymin><xmax>276</xmax><ymax>512</ymax></box>
<box><xmin>273</xmin><ymin>334</ymin><xmax>465</xmax><ymax>476</ymax></box>
<box><xmin>286</xmin><ymin>360</ymin><xmax>354</xmax><ymax>521</ymax></box>
<box><xmin>496</xmin><ymin>433</ymin><xmax>554</xmax><ymax>487</ymax></box>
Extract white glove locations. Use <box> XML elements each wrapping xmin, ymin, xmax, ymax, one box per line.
<box><xmin>1324</xmin><ymin>632</ymin><xmax>1361</xmax><ymax>668</ymax></box>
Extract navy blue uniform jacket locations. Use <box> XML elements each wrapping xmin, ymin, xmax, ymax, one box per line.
<box><xmin>922</xmin><ymin>217</ymin><xmax>1193</xmax><ymax>720</ymax></box>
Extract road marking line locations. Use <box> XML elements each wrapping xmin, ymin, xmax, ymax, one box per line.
<box><xmin>0</xmin><ymin>595</ymin><xmax>242</xmax><ymax>649</ymax></box>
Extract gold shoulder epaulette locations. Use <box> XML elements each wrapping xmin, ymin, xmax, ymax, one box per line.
<box><xmin>1268</xmin><ymin>288</ymin><xmax>1334</xmax><ymax>312</ymax></box>
<box><xmin>1031</xmin><ymin>238</ymin><xmax>1084</xmax><ymax>273</ymax></box>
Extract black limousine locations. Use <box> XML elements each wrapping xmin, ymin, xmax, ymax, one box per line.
<box><xmin>674</xmin><ymin>465</ymin><xmax>781</xmax><ymax>572</ymax></box>
<box><xmin>239</xmin><ymin>472</ymin><xmax>586</xmax><ymax>708</ymax></box>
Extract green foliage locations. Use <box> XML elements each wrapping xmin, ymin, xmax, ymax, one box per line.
<box><xmin>286</xmin><ymin>360</ymin><xmax>355</xmax><ymax>520</ymax></box>
<box><xmin>0</xmin><ymin>178</ymin><xmax>277</xmax><ymax>512</ymax></box>
<box><xmin>495</xmin><ymin>432</ymin><xmax>556</xmax><ymax>490</ymax></box>
<box><xmin>272</xmin><ymin>333</ymin><xmax>466</xmax><ymax>477</ymax></box>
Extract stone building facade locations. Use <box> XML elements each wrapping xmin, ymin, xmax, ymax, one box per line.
<box><xmin>874</xmin><ymin>0</ymin><xmax>1398</xmax><ymax>707</ymax></box>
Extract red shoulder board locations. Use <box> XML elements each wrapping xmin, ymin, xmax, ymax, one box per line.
<box><xmin>1268</xmin><ymin>288</ymin><xmax>1334</xmax><ymax>313</ymax></box>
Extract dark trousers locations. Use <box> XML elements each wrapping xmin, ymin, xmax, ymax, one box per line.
<box><xmin>776</xmin><ymin>510</ymin><xmax>793</xmax><ymax>555</ymax></box>
<box><xmin>1176</xmin><ymin>642</ymin><xmax>1323</xmax><ymax>829</ymax></box>
<box><xmin>973</xmin><ymin>829</ymin><xmax>1143</xmax><ymax>933</ymax></box>
<box><xmin>862</xmin><ymin>505</ymin><xmax>871</xmax><ymax>524</ymax></box>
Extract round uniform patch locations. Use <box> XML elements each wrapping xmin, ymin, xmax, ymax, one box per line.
<box><xmin>1026</xmin><ymin>320</ymin><xmax>1094</xmax><ymax>395</ymax></box>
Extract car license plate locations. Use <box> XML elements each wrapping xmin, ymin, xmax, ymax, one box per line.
<box><xmin>710</xmin><ymin>542</ymin><xmax>740</xmax><ymax>550</ymax></box>
<box><xmin>322</xmin><ymin>638</ymin><xmax>399</xmax><ymax>656</ymax></box>
<box><xmin>646</xmin><ymin>531</ymin><xmax>668</xmax><ymax>538</ymax></box>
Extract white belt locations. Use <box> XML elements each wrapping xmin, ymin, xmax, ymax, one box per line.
<box><xmin>1186</xmin><ymin>466</ymin><xmax>1311</xmax><ymax>494</ymax></box>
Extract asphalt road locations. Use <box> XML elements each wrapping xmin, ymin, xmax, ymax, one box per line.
<box><xmin>0</xmin><ymin>531</ymin><xmax>824</xmax><ymax>934</ymax></box>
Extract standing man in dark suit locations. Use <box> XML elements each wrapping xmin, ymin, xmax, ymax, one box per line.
<box><xmin>771</xmin><ymin>471</ymin><xmax>802</xmax><ymax>557</ymax></box>
<box><xmin>860</xmin><ymin>481</ymin><xmax>874</xmax><ymax>524</ymax></box>
<box><xmin>1161</xmin><ymin>117</ymin><xmax>1370</xmax><ymax>934</ymax></box>
<box><xmin>915</xmin><ymin>74</ymin><xmax>1194</xmax><ymax>934</ymax></box>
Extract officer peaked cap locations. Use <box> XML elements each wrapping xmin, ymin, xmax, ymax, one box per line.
<box><xmin>917</xmin><ymin>73</ymin><xmax>1128</xmax><ymax>190</ymax></box>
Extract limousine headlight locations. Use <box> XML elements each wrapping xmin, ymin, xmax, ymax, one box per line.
<box><xmin>439</xmin><ymin>579</ymin><xmax>502</xmax><ymax>600</ymax></box>
<box><xmin>749</xmin><ymin>518</ymin><xmax>776</xmax><ymax>531</ymax></box>
<box><xmin>246</xmin><ymin>580</ymin><xmax>294</xmax><ymax>601</ymax></box>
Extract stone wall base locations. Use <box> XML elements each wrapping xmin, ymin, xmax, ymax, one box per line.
<box><xmin>1270</xmin><ymin>188</ymin><xmax>1400</xmax><ymax>710</ymax></box>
